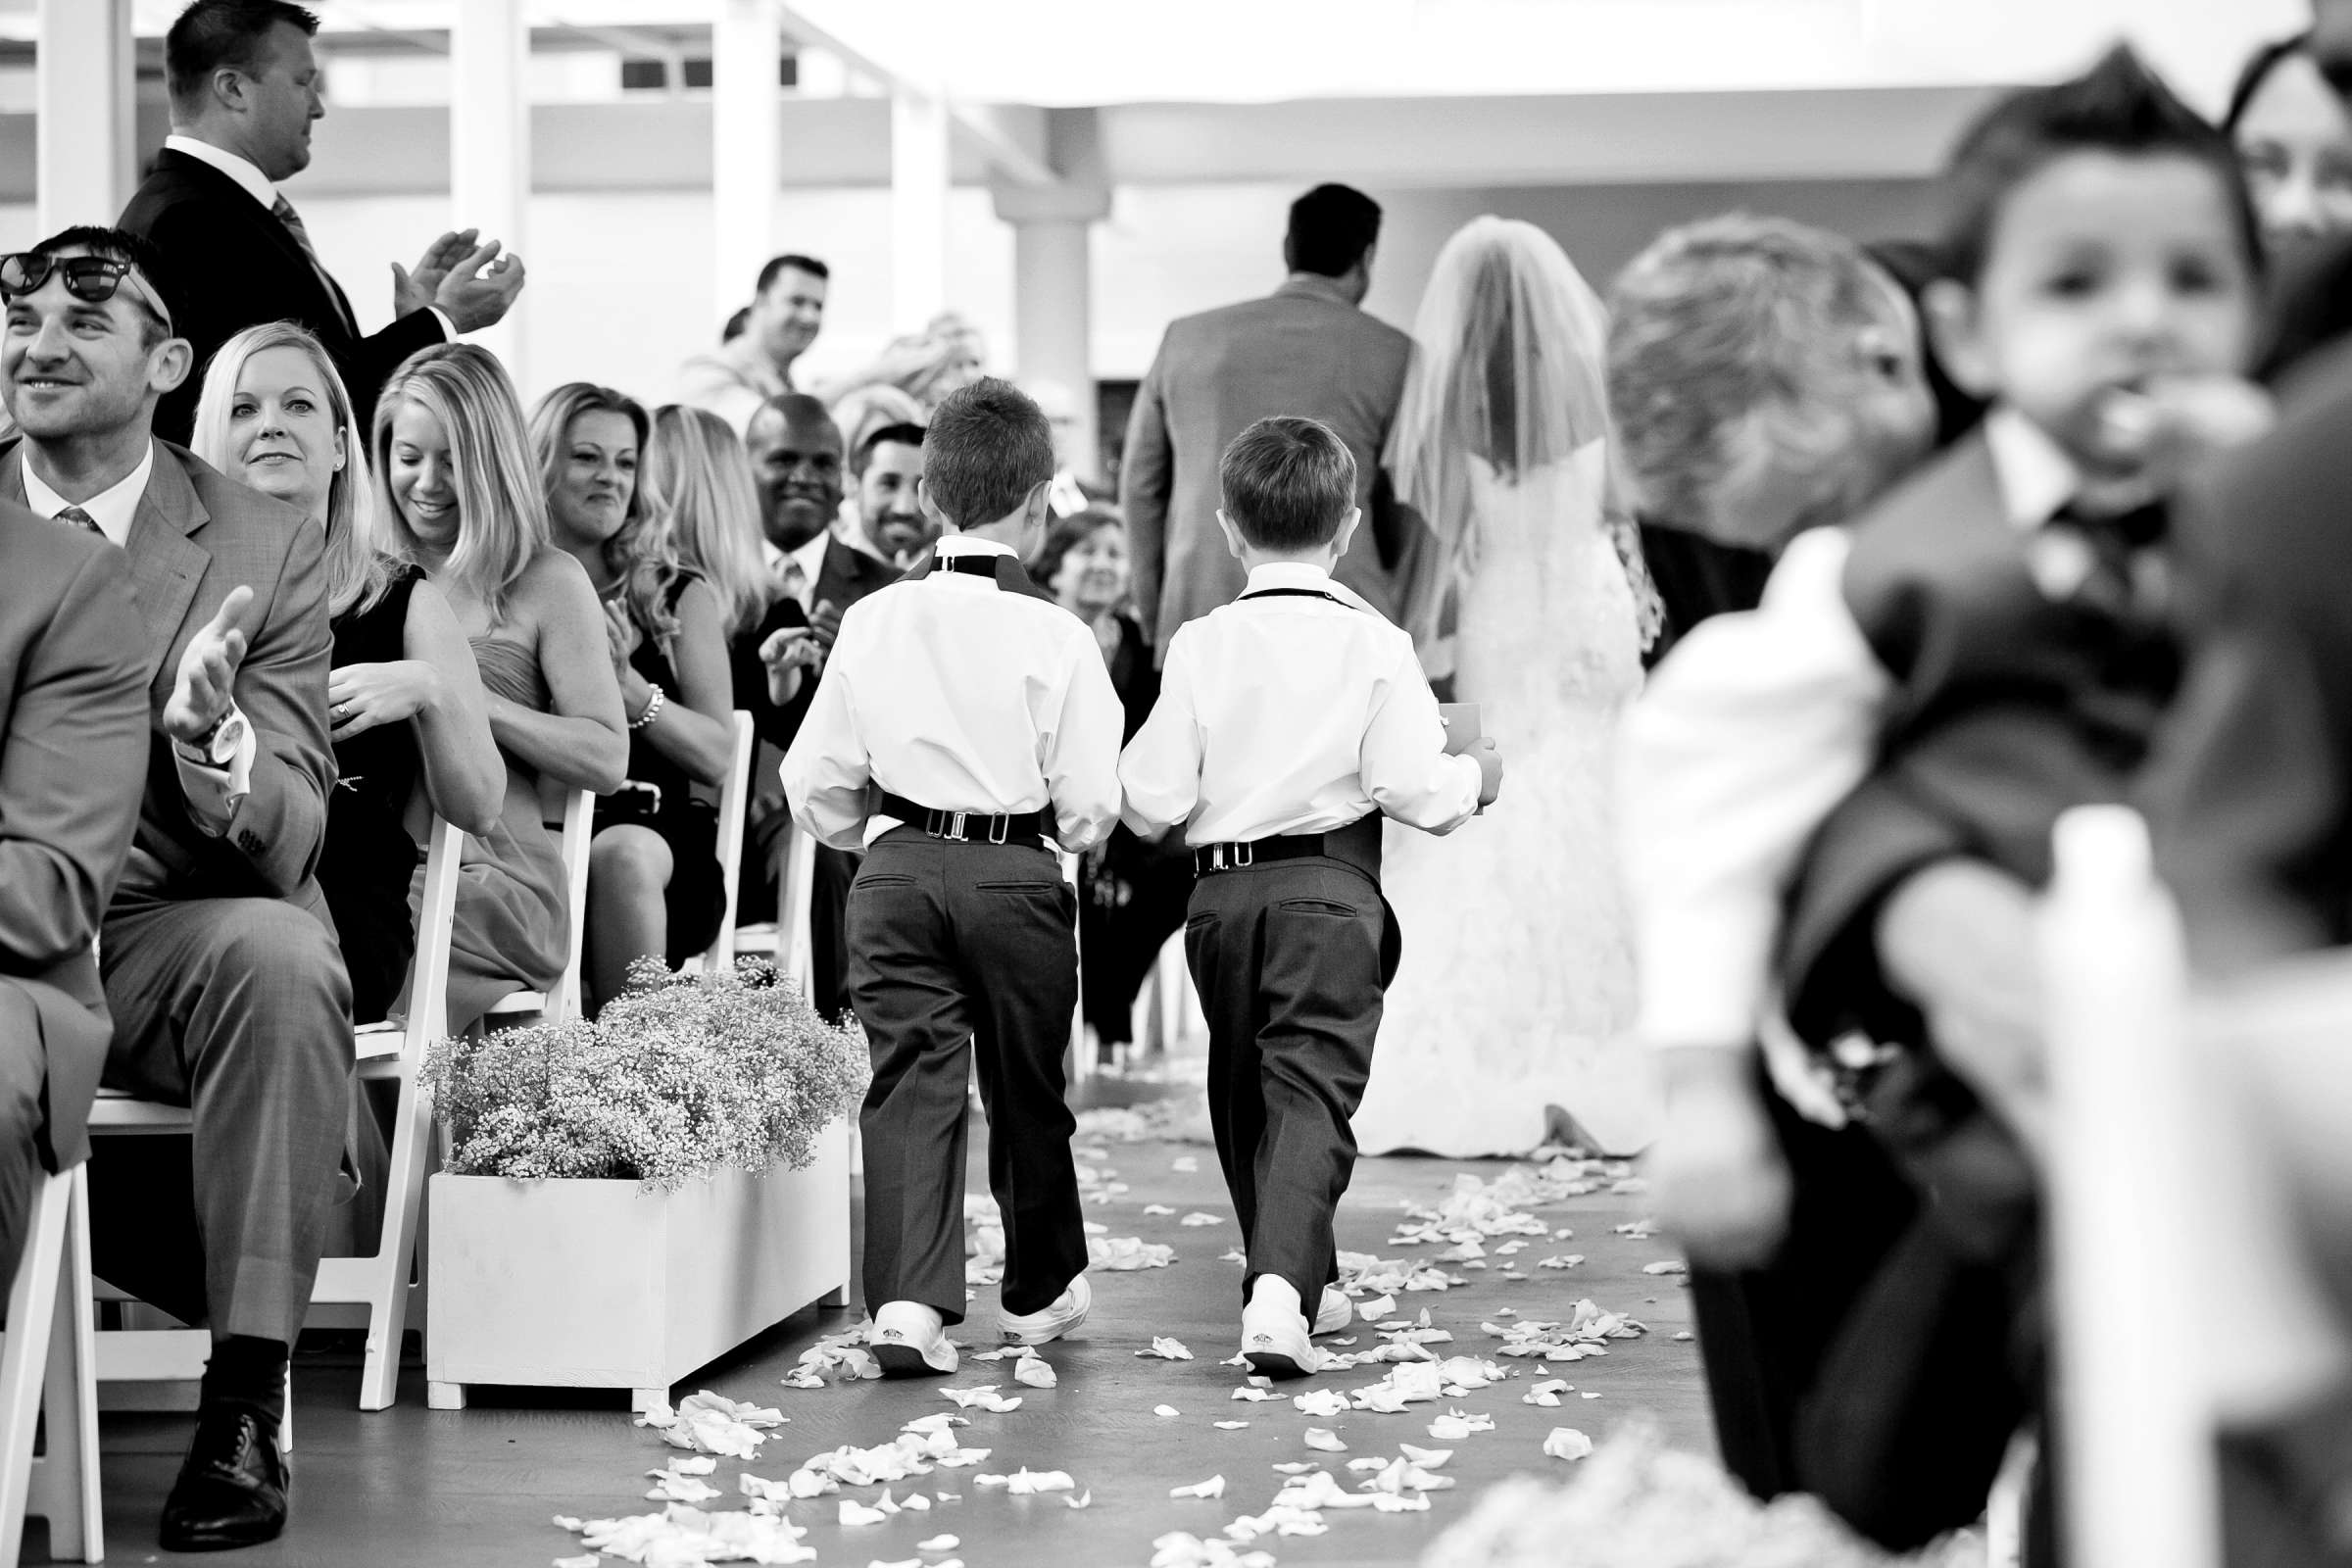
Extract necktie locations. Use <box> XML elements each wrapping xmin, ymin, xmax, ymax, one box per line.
<box><xmin>54</xmin><ymin>505</ymin><xmax>101</xmax><ymax>538</ymax></box>
<box><xmin>775</xmin><ymin>557</ymin><xmax>809</xmax><ymax>610</ymax></box>
<box><xmin>272</xmin><ymin>194</ymin><xmax>357</xmax><ymax>335</ymax></box>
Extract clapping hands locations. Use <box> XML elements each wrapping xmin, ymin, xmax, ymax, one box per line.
<box><xmin>391</xmin><ymin>228</ymin><xmax>526</xmax><ymax>334</ymax></box>
<box><xmin>758</xmin><ymin>626</ymin><xmax>822</xmax><ymax>706</ymax></box>
<box><xmin>164</xmin><ymin>587</ymin><xmax>254</xmax><ymax>746</ymax></box>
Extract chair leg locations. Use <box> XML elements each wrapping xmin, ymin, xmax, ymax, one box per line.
<box><xmin>28</xmin><ymin>1167</ymin><xmax>99</xmax><ymax>1563</ymax></box>
<box><xmin>0</xmin><ymin>1172</ymin><xmax>73</xmax><ymax>1568</ymax></box>
<box><xmin>357</xmin><ymin>1068</ymin><xmax>431</xmax><ymax>1413</ymax></box>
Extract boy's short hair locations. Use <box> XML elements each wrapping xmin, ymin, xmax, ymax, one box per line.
<box><xmin>922</xmin><ymin>378</ymin><xmax>1054</xmax><ymax>528</ymax></box>
<box><xmin>1219</xmin><ymin>416</ymin><xmax>1357</xmax><ymax>551</ymax></box>
<box><xmin>1606</xmin><ymin>214</ymin><xmax>1900</xmax><ymax>533</ymax></box>
<box><xmin>1941</xmin><ymin>44</ymin><xmax>2261</xmax><ymax>283</ymax></box>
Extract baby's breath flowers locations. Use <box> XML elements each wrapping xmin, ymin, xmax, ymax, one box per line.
<box><xmin>422</xmin><ymin>958</ymin><xmax>869</xmax><ymax>1189</ymax></box>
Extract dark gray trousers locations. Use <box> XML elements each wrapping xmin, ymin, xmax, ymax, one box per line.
<box><xmin>90</xmin><ymin>889</ymin><xmax>353</xmax><ymax>1346</ymax></box>
<box><xmin>1185</xmin><ymin>857</ymin><xmax>1396</xmax><ymax>1314</ymax></box>
<box><xmin>846</xmin><ymin>832</ymin><xmax>1085</xmax><ymax>1323</ymax></box>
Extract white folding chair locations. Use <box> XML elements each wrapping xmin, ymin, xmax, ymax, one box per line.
<box><xmin>483</xmin><ymin>786</ymin><xmax>597</xmax><ymax>1025</ymax></box>
<box><xmin>88</xmin><ymin>816</ymin><xmax>467</xmax><ymax>1418</ymax></box>
<box><xmin>687</xmin><ymin>713</ymin><xmax>756</xmax><ymax>976</ymax></box>
<box><xmin>0</xmin><ymin>1166</ymin><xmax>100</xmax><ymax>1566</ymax></box>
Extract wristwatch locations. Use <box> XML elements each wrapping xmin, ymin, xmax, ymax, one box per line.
<box><xmin>174</xmin><ymin>707</ymin><xmax>247</xmax><ymax>767</ymax></box>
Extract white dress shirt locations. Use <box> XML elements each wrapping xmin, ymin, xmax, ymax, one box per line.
<box><xmin>780</xmin><ymin>534</ymin><xmax>1124</xmax><ymax>853</ymax></box>
<box><xmin>165</xmin><ymin>133</ymin><xmax>456</xmax><ymax>341</ymax></box>
<box><xmin>1118</xmin><ymin>561</ymin><xmax>1481</xmax><ymax>846</ymax></box>
<box><xmin>1620</xmin><ymin>406</ymin><xmax>2083</xmax><ymax>1067</ymax></box>
<box><xmin>23</xmin><ymin>443</ymin><xmax>256</xmax><ymax>832</ymax></box>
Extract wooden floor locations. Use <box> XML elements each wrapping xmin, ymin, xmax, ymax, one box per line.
<box><xmin>27</xmin><ymin>1089</ymin><xmax>1711</xmax><ymax>1568</ymax></box>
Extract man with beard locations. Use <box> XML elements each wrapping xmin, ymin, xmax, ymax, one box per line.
<box><xmin>731</xmin><ymin>393</ymin><xmax>892</xmax><ymax>1015</ymax></box>
<box><xmin>852</xmin><ymin>421</ymin><xmax>933</xmax><ymax>566</ymax></box>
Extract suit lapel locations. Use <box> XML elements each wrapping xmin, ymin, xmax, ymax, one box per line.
<box><xmin>157</xmin><ymin>150</ymin><xmax>360</xmax><ymax>342</ymax></box>
<box><xmin>122</xmin><ymin>452</ymin><xmax>212</xmax><ymax>695</ymax></box>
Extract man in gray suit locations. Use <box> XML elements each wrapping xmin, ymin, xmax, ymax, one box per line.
<box><xmin>1120</xmin><ymin>184</ymin><xmax>1413</xmax><ymax>657</ymax></box>
<box><xmin>1</xmin><ymin>225</ymin><xmax>349</xmax><ymax>1551</ymax></box>
<box><xmin>0</xmin><ymin>500</ymin><xmax>150</xmax><ymax>1289</ymax></box>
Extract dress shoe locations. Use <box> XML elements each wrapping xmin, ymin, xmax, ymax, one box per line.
<box><xmin>1313</xmin><ymin>1285</ymin><xmax>1353</xmax><ymax>1336</ymax></box>
<box><xmin>159</xmin><ymin>1404</ymin><xmax>288</xmax><ymax>1551</ymax></box>
<box><xmin>999</xmin><ymin>1273</ymin><xmax>1092</xmax><ymax>1346</ymax></box>
<box><xmin>869</xmin><ymin>1301</ymin><xmax>958</xmax><ymax>1377</ymax></box>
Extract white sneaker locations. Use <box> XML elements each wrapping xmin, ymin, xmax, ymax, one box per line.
<box><xmin>1313</xmin><ymin>1286</ymin><xmax>1352</xmax><ymax>1336</ymax></box>
<box><xmin>870</xmin><ymin>1301</ymin><xmax>957</xmax><ymax>1378</ymax></box>
<box><xmin>1242</xmin><ymin>1283</ymin><xmax>1320</xmax><ymax>1380</ymax></box>
<box><xmin>999</xmin><ymin>1273</ymin><xmax>1092</xmax><ymax>1347</ymax></box>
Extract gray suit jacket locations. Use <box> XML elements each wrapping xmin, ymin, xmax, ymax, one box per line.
<box><xmin>0</xmin><ymin>441</ymin><xmax>334</xmax><ymax>916</ymax></box>
<box><xmin>0</xmin><ymin>501</ymin><xmax>151</xmax><ymax>1169</ymax></box>
<box><xmin>1119</xmin><ymin>275</ymin><xmax>1413</xmax><ymax>654</ymax></box>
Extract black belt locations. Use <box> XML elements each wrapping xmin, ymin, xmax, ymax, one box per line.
<box><xmin>877</xmin><ymin>791</ymin><xmax>1051</xmax><ymax>847</ymax></box>
<box><xmin>1193</xmin><ymin>813</ymin><xmax>1383</xmax><ymax>880</ymax></box>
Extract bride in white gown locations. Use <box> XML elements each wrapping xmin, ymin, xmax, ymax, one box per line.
<box><xmin>1348</xmin><ymin>217</ymin><xmax>1662</xmax><ymax>1157</ymax></box>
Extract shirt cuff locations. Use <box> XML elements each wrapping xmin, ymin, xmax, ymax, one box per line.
<box><xmin>428</xmin><ymin>307</ymin><xmax>458</xmax><ymax>340</ymax></box>
<box><xmin>172</xmin><ymin>703</ymin><xmax>257</xmax><ymax>835</ymax></box>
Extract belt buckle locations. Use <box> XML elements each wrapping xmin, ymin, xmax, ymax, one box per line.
<box><xmin>989</xmin><ymin>814</ymin><xmax>1008</xmax><ymax>846</ymax></box>
<box><xmin>945</xmin><ymin>810</ymin><xmax>969</xmax><ymax>841</ymax></box>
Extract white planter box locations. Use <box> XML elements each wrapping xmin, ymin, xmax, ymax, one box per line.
<box><xmin>424</xmin><ymin>1117</ymin><xmax>853</xmax><ymax>1411</ymax></box>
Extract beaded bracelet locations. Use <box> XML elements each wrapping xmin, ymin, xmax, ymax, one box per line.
<box><xmin>629</xmin><ymin>682</ymin><xmax>665</xmax><ymax>730</ymax></box>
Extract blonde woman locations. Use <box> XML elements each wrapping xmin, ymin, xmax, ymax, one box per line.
<box><xmin>642</xmin><ymin>403</ymin><xmax>767</xmax><ymax>640</ymax></box>
<box><xmin>531</xmin><ymin>384</ymin><xmax>734</xmax><ymax>1014</ymax></box>
<box><xmin>191</xmin><ymin>322</ymin><xmax>502</xmax><ymax>1025</ymax></box>
<box><xmin>374</xmin><ymin>345</ymin><xmax>627</xmax><ymax>1030</ymax></box>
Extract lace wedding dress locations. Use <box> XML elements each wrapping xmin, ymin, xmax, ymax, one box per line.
<box><xmin>1348</xmin><ymin>447</ymin><xmax>1656</xmax><ymax>1156</ymax></box>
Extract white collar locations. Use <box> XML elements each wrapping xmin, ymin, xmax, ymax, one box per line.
<box><xmin>934</xmin><ymin>534</ymin><xmax>1013</xmax><ymax>559</ymax></box>
<box><xmin>1982</xmin><ymin>406</ymin><xmax>2082</xmax><ymax>532</ymax></box>
<box><xmin>164</xmin><ymin>133</ymin><xmax>279</xmax><ymax>212</ymax></box>
<box><xmin>1244</xmin><ymin>561</ymin><xmax>1339</xmax><ymax>591</ymax></box>
<box><xmin>22</xmin><ymin>441</ymin><xmax>157</xmax><ymax>549</ymax></box>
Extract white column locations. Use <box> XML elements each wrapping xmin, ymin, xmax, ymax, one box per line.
<box><xmin>890</xmin><ymin>87</ymin><xmax>951</xmax><ymax>332</ymax></box>
<box><xmin>35</xmin><ymin>0</ymin><xmax>134</xmax><ymax>235</ymax></box>
<box><xmin>1013</xmin><ymin>217</ymin><xmax>1098</xmax><ymax>478</ymax></box>
<box><xmin>451</xmin><ymin>0</ymin><xmax>530</xmax><ymax>385</ymax></box>
<box><xmin>711</xmin><ymin>0</ymin><xmax>781</xmax><ymax>327</ymax></box>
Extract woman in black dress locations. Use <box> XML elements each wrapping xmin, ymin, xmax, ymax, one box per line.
<box><xmin>1028</xmin><ymin>508</ymin><xmax>1193</xmax><ymax>1058</ymax></box>
<box><xmin>532</xmin><ymin>384</ymin><xmax>738</xmax><ymax>1014</ymax></box>
<box><xmin>191</xmin><ymin>322</ymin><xmax>503</xmax><ymax>1024</ymax></box>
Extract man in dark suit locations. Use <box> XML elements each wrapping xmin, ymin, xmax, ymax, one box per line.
<box><xmin>119</xmin><ymin>0</ymin><xmax>523</xmax><ymax>446</ymax></box>
<box><xmin>1</xmin><ymin>225</ymin><xmax>350</xmax><ymax>1550</ymax></box>
<box><xmin>735</xmin><ymin>393</ymin><xmax>894</xmax><ymax>1015</ymax></box>
<box><xmin>1120</xmin><ymin>183</ymin><xmax>1413</xmax><ymax>659</ymax></box>
<box><xmin>0</xmin><ymin>501</ymin><xmax>150</xmax><ymax>1296</ymax></box>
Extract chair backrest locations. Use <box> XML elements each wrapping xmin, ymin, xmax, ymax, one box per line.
<box><xmin>699</xmin><ymin>711</ymin><xmax>756</xmax><ymax>973</ymax></box>
<box><xmin>379</xmin><ymin>816</ymin><xmax>464</xmax><ymax>1061</ymax></box>
<box><xmin>554</xmin><ymin>787</ymin><xmax>596</xmax><ymax>1020</ymax></box>
<box><xmin>779</xmin><ymin>825</ymin><xmax>818</xmax><ymax>995</ymax></box>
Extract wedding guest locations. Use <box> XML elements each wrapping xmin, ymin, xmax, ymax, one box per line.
<box><xmin>532</xmin><ymin>383</ymin><xmax>734</xmax><ymax>1010</ymax></box>
<box><xmin>1630</xmin><ymin>51</ymin><xmax>2267</xmax><ymax>1551</ymax></box>
<box><xmin>1121</xmin><ymin>183</ymin><xmax>1412</xmax><ymax>659</ymax></box>
<box><xmin>1028</xmin><ymin>507</ymin><xmax>1191</xmax><ymax>1057</ymax></box>
<box><xmin>643</xmin><ymin>404</ymin><xmax>768</xmax><ymax>646</ymax></box>
<box><xmin>1606</xmin><ymin>213</ymin><xmax>1939</xmax><ymax>1505</ymax></box>
<box><xmin>191</xmin><ymin>321</ymin><xmax>502</xmax><ymax>1024</ymax></box>
<box><xmin>2</xmin><ymin>225</ymin><xmax>350</xmax><ymax>1549</ymax></box>
<box><xmin>679</xmin><ymin>254</ymin><xmax>827</xmax><ymax>435</ymax></box>
<box><xmin>852</xmin><ymin>420</ymin><xmax>932</xmax><ymax>565</ymax></box>
<box><xmin>376</xmin><ymin>347</ymin><xmax>626</xmax><ymax>1030</ymax></box>
<box><xmin>1120</xmin><ymin>416</ymin><xmax>1502</xmax><ymax>1377</ymax></box>
<box><xmin>781</xmin><ymin>378</ymin><xmax>1122</xmax><ymax>1377</ymax></box>
<box><xmin>828</xmin><ymin>381</ymin><xmax>926</xmax><ymax>498</ymax></box>
<box><xmin>0</xmin><ymin>500</ymin><xmax>147</xmax><ymax>1328</ymax></box>
<box><xmin>2228</xmin><ymin>32</ymin><xmax>2352</xmax><ymax>262</ymax></box>
<box><xmin>737</xmin><ymin>393</ymin><xmax>892</xmax><ymax>1008</ymax></box>
<box><xmin>122</xmin><ymin>0</ymin><xmax>523</xmax><ymax>445</ymax></box>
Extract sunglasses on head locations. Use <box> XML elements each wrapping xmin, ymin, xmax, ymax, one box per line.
<box><xmin>0</xmin><ymin>253</ymin><xmax>174</xmax><ymax>333</ymax></box>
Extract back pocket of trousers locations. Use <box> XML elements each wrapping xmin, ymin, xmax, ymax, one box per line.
<box><xmin>1276</xmin><ymin>898</ymin><xmax>1359</xmax><ymax>918</ymax></box>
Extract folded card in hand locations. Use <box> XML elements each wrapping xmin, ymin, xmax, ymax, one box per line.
<box><xmin>1439</xmin><ymin>703</ymin><xmax>1483</xmax><ymax>757</ymax></box>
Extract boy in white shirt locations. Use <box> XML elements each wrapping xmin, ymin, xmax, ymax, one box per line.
<box><xmin>1120</xmin><ymin>416</ymin><xmax>1502</xmax><ymax>1377</ymax></box>
<box><xmin>779</xmin><ymin>379</ymin><xmax>1124</xmax><ymax>1378</ymax></box>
